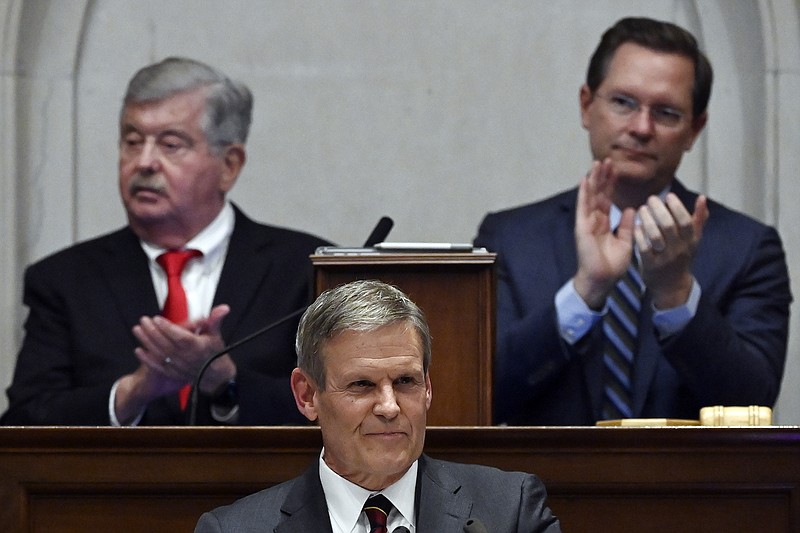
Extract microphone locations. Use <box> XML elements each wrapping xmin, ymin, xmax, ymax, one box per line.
<box><xmin>392</xmin><ymin>528</ymin><xmax>410</xmax><ymax>533</ymax></box>
<box><xmin>186</xmin><ymin>306</ymin><xmax>307</xmax><ymax>425</ymax></box>
<box><xmin>463</xmin><ymin>518</ymin><xmax>489</xmax><ymax>533</ymax></box>
<box><xmin>363</xmin><ymin>216</ymin><xmax>394</xmax><ymax>247</ymax></box>
<box><xmin>186</xmin><ymin>216</ymin><xmax>394</xmax><ymax>425</ymax></box>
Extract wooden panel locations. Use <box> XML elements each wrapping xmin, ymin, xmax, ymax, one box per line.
<box><xmin>29</xmin><ymin>496</ymin><xmax>230</xmax><ymax>533</ymax></box>
<box><xmin>424</xmin><ymin>427</ymin><xmax>800</xmax><ymax>533</ymax></box>
<box><xmin>0</xmin><ymin>428</ymin><xmax>321</xmax><ymax>533</ymax></box>
<box><xmin>1</xmin><ymin>427</ymin><xmax>799</xmax><ymax>533</ymax></box>
<box><xmin>312</xmin><ymin>252</ymin><xmax>496</xmax><ymax>425</ymax></box>
<box><xmin>550</xmin><ymin>491</ymin><xmax>790</xmax><ymax>533</ymax></box>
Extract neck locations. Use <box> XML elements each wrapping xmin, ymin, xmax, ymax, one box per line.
<box><xmin>130</xmin><ymin>213</ymin><xmax>216</xmax><ymax>249</ymax></box>
<box><xmin>130</xmin><ymin>201</ymin><xmax>228</xmax><ymax>249</ymax></box>
<box><xmin>613</xmin><ymin>179</ymin><xmax>673</xmax><ymax>210</ymax></box>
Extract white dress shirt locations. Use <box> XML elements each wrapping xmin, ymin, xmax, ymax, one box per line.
<box><xmin>319</xmin><ymin>450</ymin><xmax>417</xmax><ymax>533</ymax></box>
<box><xmin>141</xmin><ymin>202</ymin><xmax>234</xmax><ymax>320</ymax></box>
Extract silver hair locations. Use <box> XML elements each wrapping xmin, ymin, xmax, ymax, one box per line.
<box><xmin>121</xmin><ymin>57</ymin><xmax>252</xmax><ymax>153</ymax></box>
<box><xmin>296</xmin><ymin>279</ymin><xmax>432</xmax><ymax>388</ymax></box>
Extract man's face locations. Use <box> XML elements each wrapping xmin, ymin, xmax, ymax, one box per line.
<box><xmin>291</xmin><ymin>321</ymin><xmax>432</xmax><ymax>490</ymax></box>
<box><xmin>118</xmin><ymin>88</ymin><xmax>240</xmax><ymax>242</ymax></box>
<box><xmin>580</xmin><ymin>42</ymin><xmax>707</xmax><ymax>203</ymax></box>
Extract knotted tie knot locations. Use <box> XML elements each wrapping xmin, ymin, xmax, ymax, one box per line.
<box><xmin>157</xmin><ymin>249</ymin><xmax>202</xmax><ymax>278</ymax></box>
<box><xmin>363</xmin><ymin>494</ymin><xmax>393</xmax><ymax>533</ymax></box>
<box><xmin>156</xmin><ymin>249</ymin><xmax>202</xmax><ymax>324</ymax></box>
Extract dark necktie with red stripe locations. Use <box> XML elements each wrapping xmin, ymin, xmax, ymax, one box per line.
<box><xmin>156</xmin><ymin>249</ymin><xmax>202</xmax><ymax>410</ymax></box>
<box><xmin>363</xmin><ymin>494</ymin><xmax>393</xmax><ymax>533</ymax></box>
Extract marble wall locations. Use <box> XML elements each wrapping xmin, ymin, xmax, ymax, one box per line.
<box><xmin>1</xmin><ymin>0</ymin><xmax>799</xmax><ymax>423</ymax></box>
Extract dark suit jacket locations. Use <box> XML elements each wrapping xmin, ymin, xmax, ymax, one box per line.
<box><xmin>475</xmin><ymin>180</ymin><xmax>792</xmax><ymax>425</ymax></box>
<box><xmin>194</xmin><ymin>454</ymin><xmax>561</xmax><ymax>532</ymax></box>
<box><xmin>1</xmin><ymin>205</ymin><xmax>331</xmax><ymax>425</ymax></box>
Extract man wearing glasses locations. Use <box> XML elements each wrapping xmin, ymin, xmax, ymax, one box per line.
<box><xmin>475</xmin><ymin>17</ymin><xmax>791</xmax><ymax>426</ymax></box>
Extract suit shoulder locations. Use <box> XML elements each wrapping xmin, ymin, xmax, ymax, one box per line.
<box><xmin>233</xmin><ymin>207</ymin><xmax>333</xmax><ymax>251</ymax></box>
<box><xmin>705</xmin><ymin>198</ymin><xmax>779</xmax><ymax>235</ymax></box>
<box><xmin>202</xmin><ymin>477</ymin><xmax>296</xmax><ymax>528</ymax></box>
<box><xmin>475</xmin><ymin>189</ymin><xmax>575</xmax><ymax>249</ymax></box>
<box><xmin>255</xmin><ymin>222</ymin><xmax>332</xmax><ymax>249</ymax></box>
<box><xmin>421</xmin><ymin>457</ymin><xmax>560</xmax><ymax>531</ymax></box>
<box><xmin>479</xmin><ymin>189</ymin><xmax>576</xmax><ymax>231</ymax></box>
<box><xmin>424</xmin><ymin>456</ymin><xmax>535</xmax><ymax>490</ymax></box>
<box><xmin>25</xmin><ymin>227</ymin><xmax>134</xmax><ymax>275</ymax></box>
<box><xmin>701</xmin><ymin>198</ymin><xmax>785</xmax><ymax>259</ymax></box>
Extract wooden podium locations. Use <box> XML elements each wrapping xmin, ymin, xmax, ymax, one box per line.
<box><xmin>2</xmin><ymin>426</ymin><xmax>800</xmax><ymax>533</ymax></box>
<box><xmin>311</xmin><ymin>250</ymin><xmax>496</xmax><ymax>425</ymax></box>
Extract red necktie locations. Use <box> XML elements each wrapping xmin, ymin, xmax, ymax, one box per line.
<box><xmin>156</xmin><ymin>249</ymin><xmax>202</xmax><ymax>410</ymax></box>
<box><xmin>363</xmin><ymin>494</ymin><xmax>393</xmax><ymax>533</ymax></box>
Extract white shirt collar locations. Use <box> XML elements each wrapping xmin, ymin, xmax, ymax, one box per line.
<box><xmin>319</xmin><ymin>449</ymin><xmax>418</xmax><ymax>533</ymax></box>
<box><xmin>140</xmin><ymin>202</ymin><xmax>235</xmax><ymax>264</ymax></box>
<box><xmin>139</xmin><ymin>202</ymin><xmax>235</xmax><ymax>318</ymax></box>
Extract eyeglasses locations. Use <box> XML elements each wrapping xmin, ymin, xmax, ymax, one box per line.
<box><xmin>595</xmin><ymin>92</ymin><xmax>687</xmax><ymax>128</ymax></box>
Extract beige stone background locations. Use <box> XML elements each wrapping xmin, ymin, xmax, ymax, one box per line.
<box><xmin>1</xmin><ymin>0</ymin><xmax>798</xmax><ymax>423</ymax></box>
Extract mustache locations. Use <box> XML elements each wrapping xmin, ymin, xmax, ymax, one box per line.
<box><xmin>128</xmin><ymin>173</ymin><xmax>167</xmax><ymax>195</ymax></box>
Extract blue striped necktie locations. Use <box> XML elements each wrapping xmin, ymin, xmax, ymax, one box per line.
<box><xmin>602</xmin><ymin>259</ymin><xmax>643</xmax><ymax>420</ymax></box>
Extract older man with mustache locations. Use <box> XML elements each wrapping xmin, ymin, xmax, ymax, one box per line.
<box><xmin>2</xmin><ymin>57</ymin><xmax>331</xmax><ymax>426</ymax></box>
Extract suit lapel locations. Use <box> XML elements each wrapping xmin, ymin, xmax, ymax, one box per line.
<box><xmin>415</xmin><ymin>455</ymin><xmax>472</xmax><ymax>531</ymax></box>
<box><xmin>93</xmin><ymin>228</ymin><xmax>185</xmax><ymax>415</ymax></box>
<box><xmin>275</xmin><ymin>461</ymin><xmax>333</xmax><ymax>533</ymax></box>
<box><xmin>97</xmin><ymin>228</ymin><xmax>161</xmax><ymax>328</ymax></box>
<box><xmin>632</xmin><ymin>298</ymin><xmax>658</xmax><ymax>416</ymax></box>
<box><xmin>213</xmin><ymin>206</ymin><xmax>277</xmax><ymax>342</ymax></box>
<box><xmin>631</xmin><ymin>179</ymin><xmax>699</xmax><ymax>416</ymax></box>
<box><xmin>553</xmin><ymin>189</ymin><xmax>580</xmax><ymax>278</ymax></box>
<box><xmin>275</xmin><ymin>456</ymin><xmax>474</xmax><ymax>532</ymax></box>
<box><xmin>555</xmin><ymin>189</ymin><xmax>608</xmax><ymax>417</ymax></box>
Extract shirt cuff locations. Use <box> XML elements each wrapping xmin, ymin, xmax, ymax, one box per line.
<box><xmin>109</xmin><ymin>378</ymin><xmax>145</xmax><ymax>427</ymax></box>
<box><xmin>651</xmin><ymin>278</ymin><xmax>701</xmax><ymax>337</ymax></box>
<box><xmin>555</xmin><ymin>279</ymin><xmax>604</xmax><ymax>344</ymax></box>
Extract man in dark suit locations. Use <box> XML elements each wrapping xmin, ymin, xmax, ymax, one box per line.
<box><xmin>195</xmin><ymin>280</ymin><xmax>561</xmax><ymax>532</ymax></box>
<box><xmin>1</xmin><ymin>57</ymin><xmax>330</xmax><ymax>426</ymax></box>
<box><xmin>475</xmin><ymin>17</ymin><xmax>792</xmax><ymax>425</ymax></box>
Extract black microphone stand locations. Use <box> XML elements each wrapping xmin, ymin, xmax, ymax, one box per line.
<box><xmin>186</xmin><ymin>215</ymin><xmax>394</xmax><ymax>425</ymax></box>
<box><xmin>186</xmin><ymin>306</ymin><xmax>307</xmax><ymax>425</ymax></box>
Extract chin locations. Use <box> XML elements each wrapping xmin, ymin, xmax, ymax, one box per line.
<box><xmin>614</xmin><ymin>165</ymin><xmax>660</xmax><ymax>186</ymax></box>
<box><xmin>127</xmin><ymin>201</ymin><xmax>169</xmax><ymax>220</ymax></box>
<box><xmin>378</xmin><ymin>447</ymin><xmax>415</xmax><ymax>465</ymax></box>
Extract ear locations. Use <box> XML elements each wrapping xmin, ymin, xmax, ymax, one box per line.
<box><xmin>684</xmin><ymin>111</ymin><xmax>708</xmax><ymax>151</ymax></box>
<box><xmin>424</xmin><ymin>372</ymin><xmax>432</xmax><ymax>411</ymax></box>
<box><xmin>219</xmin><ymin>144</ymin><xmax>246</xmax><ymax>193</ymax></box>
<box><xmin>291</xmin><ymin>368</ymin><xmax>320</xmax><ymax>422</ymax></box>
<box><xmin>579</xmin><ymin>84</ymin><xmax>594</xmax><ymax>130</ymax></box>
